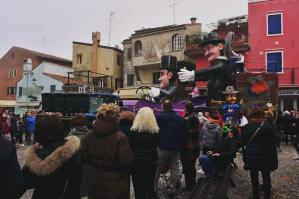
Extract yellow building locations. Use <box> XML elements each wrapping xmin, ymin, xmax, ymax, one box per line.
<box><xmin>72</xmin><ymin>32</ymin><xmax>123</xmax><ymax>89</ymax></box>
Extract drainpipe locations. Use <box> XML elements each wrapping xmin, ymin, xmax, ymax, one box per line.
<box><xmin>92</xmin><ymin>32</ymin><xmax>101</xmax><ymax>76</ymax></box>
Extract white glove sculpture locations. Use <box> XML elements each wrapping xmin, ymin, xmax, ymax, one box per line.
<box><xmin>149</xmin><ymin>87</ymin><xmax>160</xmax><ymax>98</ymax></box>
<box><xmin>178</xmin><ymin>68</ymin><xmax>195</xmax><ymax>82</ymax></box>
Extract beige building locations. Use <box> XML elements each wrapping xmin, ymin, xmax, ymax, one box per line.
<box><xmin>72</xmin><ymin>32</ymin><xmax>123</xmax><ymax>89</ymax></box>
<box><xmin>122</xmin><ymin>18</ymin><xmax>202</xmax><ymax>87</ymax></box>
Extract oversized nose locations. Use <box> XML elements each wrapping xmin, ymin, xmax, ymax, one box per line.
<box><xmin>204</xmin><ymin>50</ymin><xmax>209</xmax><ymax>57</ymax></box>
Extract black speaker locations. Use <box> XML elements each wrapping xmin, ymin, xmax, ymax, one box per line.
<box><xmin>42</xmin><ymin>93</ymin><xmax>65</xmax><ymax>112</ymax></box>
<box><xmin>65</xmin><ymin>94</ymin><xmax>89</xmax><ymax>113</ymax></box>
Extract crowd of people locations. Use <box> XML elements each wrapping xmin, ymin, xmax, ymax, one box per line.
<box><xmin>0</xmin><ymin>110</ymin><xmax>37</xmax><ymax>146</ymax></box>
<box><xmin>0</xmin><ymin>100</ymin><xmax>299</xmax><ymax>199</ymax></box>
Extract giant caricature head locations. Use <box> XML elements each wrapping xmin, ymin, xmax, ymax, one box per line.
<box><xmin>159</xmin><ymin>55</ymin><xmax>179</xmax><ymax>89</ymax></box>
<box><xmin>159</xmin><ymin>70</ymin><xmax>173</xmax><ymax>89</ymax></box>
<box><xmin>200</xmin><ymin>32</ymin><xmax>225</xmax><ymax>62</ymax></box>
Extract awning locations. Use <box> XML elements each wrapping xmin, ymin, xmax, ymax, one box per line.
<box><xmin>15</xmin><ymin>101</ymin><xmax>41</xmax><ymax>107</ymax></box>
<box><xmin>0</xmin><ymin>100</ymin><xmax>16</xmax><ymax>108</ymax></box>
<box><xmin>118</xmin><ymin>87</ymin><xmax>141</xmax><ymax>99</ymax></box>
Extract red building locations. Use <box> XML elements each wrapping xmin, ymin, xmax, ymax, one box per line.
<box><xmin>0</xmin><ymin>47</ymin><xmax>71</xmax><ymax>109</ymax></box>
<box><xmin>247</xmin><ymin>0</ymin><xmax>299</xmax><ymax>110</ymax></box>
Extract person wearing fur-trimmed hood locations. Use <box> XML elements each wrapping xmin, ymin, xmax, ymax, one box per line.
<box><xmin>21</xmin><ymin>115</ymin><xmax>82</xmax><ymax>199</ymax></box>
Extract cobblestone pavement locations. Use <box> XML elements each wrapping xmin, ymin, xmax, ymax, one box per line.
<box><xmin>228</xmin><ymin>145</ymin><xmax>299</xmax><ymax>199</ymax></box>
<box><xmin>18</xmin><ymin>144</ymin><xmax>299</xmax><ymax>199</ymax></box>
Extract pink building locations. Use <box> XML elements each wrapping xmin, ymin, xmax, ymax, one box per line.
<box><xmin>247</xmin><ymin>0</ymin><xmax>299</xmax><ymax>110</ymax></box>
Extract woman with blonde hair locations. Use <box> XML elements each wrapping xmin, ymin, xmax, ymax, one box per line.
<box><xmin>129</xmin><ymin>107</ymin><xmax>159</xmax><ymax>199</ymax></box>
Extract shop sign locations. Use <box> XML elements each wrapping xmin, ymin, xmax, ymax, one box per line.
<box><xmin>279</xmin><ymin>90</ymin><xmax>299</xmax><ymax>96</ymax></box>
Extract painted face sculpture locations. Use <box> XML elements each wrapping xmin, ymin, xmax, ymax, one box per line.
<box><xmin>222</xmin><ymin>86</ymin><xmax>241</xmax><ymax>125</ymax></box>
<box><xmin>226</xmin><ymin>93</ymin><xmax>237</xmax><ymax>104</ymax></box>
<box><xmin>159</xmin><ymin>69</ymin><xmax>173</xmax><ymax>89</ymax></box>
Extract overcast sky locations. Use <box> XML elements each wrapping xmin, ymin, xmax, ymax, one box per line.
<box><xmin>0</xmin><ymin>0</ymin><xmax>247</xmax><ymax>59</ymax></box>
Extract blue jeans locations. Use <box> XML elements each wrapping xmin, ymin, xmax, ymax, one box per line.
<box><xmin>199</xmin><ymin>155</ymin><xmax>214</xmax><ymax>177</ymax></box>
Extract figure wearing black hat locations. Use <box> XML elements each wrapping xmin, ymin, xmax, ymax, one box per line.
<box><xmin>149</xmin><ymin>55</ymin><xmax>179</xmax><ymax>101</ymax></box>
<box><xmin>178</xmin><ymin>31</ymin><xmax>232</xmax><ymax>102</ymax></box>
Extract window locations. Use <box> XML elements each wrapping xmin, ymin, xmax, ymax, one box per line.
<box><xmin>115</xmin><ymin>79</ymin><xmax>123</xmax><ymax>89</ymax></box>
<box><xmin>127</xmin><ymin>74</ymin><xmax>134</xmax><ymax>86</ymax></box>
<box><xmin>266</xmin><ymin>51</ymin><xmax>283</xmax><ymax>73</ymax></box>
<box><xmin>153</xmin><ymin>72</ymin><xmax>160</xmax><ymax>84</ymax></box>
<box><xmin>98</xmin><ymin>77</ymin><xmax>107</xmax><ymax>87</ymax></box>
<box><xmin>172</xmin><ymin>34</ymin><xmax>182</xmax><ymax>50</ymax></box>
<box><xmin>19</xmin><ymin>87</ymin><xmax>22</xmax><ymax>97</ymax></box>
<box><xmin>8</xmin><ymin>68</ymin><xmax>17</xmax><ymax>78</ymax></box>
<box><xmin>7</xmin><ymin>87</ymin><xmax>16</xmax><ymax>95</ymax></box>
<box><xmin>50</xmin><ymin>85</ymin><xmax>56</xmax><ymax>93</ymax></box>
<box><xmin>127</xmin><ymin>48</ymin><xmax>132</xmax><ymax>60</ymax></box>
<box><xmin>134</xmin><ymin>41</ymin><xmax>142</xmax><ymax>55</ymax></box>
<box><xmin>267</xmin><ymin>13</ymin><xmax>283</xmax><ymax>35</ymax></box>
<box><xmin>77</xmin><ymin>54</ymin><xmax>82</xmax><ymax>64</ymax></box>
<box><xmin>117</xmin><ymin>54</ymin><xmax>122</xmax><ymax>66</ymax></box>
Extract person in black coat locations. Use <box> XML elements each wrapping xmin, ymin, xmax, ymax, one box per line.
<box><xmin>181</xmin><ymin>101</ymin><xmax>200</xmax><ymax>191</ymax></box>
<box><xmin>240</xmin><ymin>107</ymin><xmax>278</xmax><ymax>199</ymax></box>
<box><xmin>9</xmin><ymin>113</ymin><xmax>18</xmax><ymax>144</ymax></box>
<box><xmin>0</xmin><ymin>138</ymin><xmax>25</xmax><ymax>199</ymax></box>
<box><xmin>293</xmin><ymin>112</ymin><xmax>299</xmax><ymax>160</ymax></box>
<box><xmin>129</xmin><ymin>107</ymin><xmax>159</xmax><ymax>199</ymax></box>
<box><xmin>154</xmin><ymin>99</ymin><xmax>185</xmax><ymax>193</ymax></box>
<box><xmin>22</xmin><ymin>115</ymin><xmax>82</xmax><ymax>199</ymax></box>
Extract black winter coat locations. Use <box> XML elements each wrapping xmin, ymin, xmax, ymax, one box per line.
<box><xmin>240</xmin><ymin>121</ymin><xmax>278</xmax><ymax>171</ymax></box>
<box><xmin>156</xmin><ymin>111</ymin><xmax>185</xmax><ymax>151</ymax></box>
<box><xmin>129</xmin><ymin>130</ymin><xmax>158</xmax><ymax>168</ymax></box>
<box><xmin>181</xmin><ymin>113</ymin><xmax>200</xmax><ymax>161</ymax></box>
<box><xmin>0</xmin><ymin>138</ymin><xmax>25</xmax><ymax>199</ymax></box>
<box><xmin>22</xmin><ymin>136</ymin><xmax>82</xmax><ymax>199</ymax></box>
<box><xmin>211</xmin><ymin>137</ymin><xmax>238</xmax><ymax>170</ymax></box>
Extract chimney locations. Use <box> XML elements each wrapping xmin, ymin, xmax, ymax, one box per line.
<box><xmin>190</xmin><ymin>17</ymin><xmax>197</xmax><ymax>25</ymax></box>
<box><xmin>92</xmin><ymin>32</ymin><xmax>101</xmax><ymax>74</ymax></box>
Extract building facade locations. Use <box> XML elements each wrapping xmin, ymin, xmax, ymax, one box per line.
<box><xmin>72</xmin><ymin>32</ymin><xmax>123</xmax><ymax>90</ymax></box>
<box><xmin>247</xmin><ymin>0</ymin><xmax>299</xmax><ymax>110</ymax></box>
<box><xmin>122</xmin><ymin>18</ymin><xmax>201</xmax><ymax>87</ymax></box>
<box><xmin>0</xmin><ymin>47</ymin><xmax>72</xmax><ymax>109</ymax></box>
<box><xmin>15</xmin><ymin>60</ymin><xmax>75</xmax><ymax>115</ymax></box>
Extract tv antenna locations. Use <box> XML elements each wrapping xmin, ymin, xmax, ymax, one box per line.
<box><xmin>108</xmin><ymin>11</ymin><xmax>115</xmax><ymax>46</ymax></box>
<box><xmin>169</xmin><ymin>0</ymin><xmax>184</xmax><ymax>24</ymax></box>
